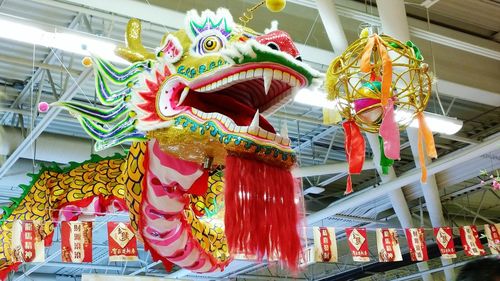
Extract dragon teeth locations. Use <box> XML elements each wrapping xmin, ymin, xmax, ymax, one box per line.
<box><xmin>263</xmin><ymin>69</ymin><xmax>273</xmax><ymax>95</ymax></box>
<box><xmin>189</xmin><ymin>108</ymin><xmax>290</xmax><ymax>146</ymax></box>
<box><xmin>280</xmin><ymin>121</ymin><xmax>289</xmax><ymax>139</ymax></box>
<box><xmin>250</xmin><ymin>109</ymin><xmax>260</xmax><ymax>129</ymax></box>
<box><xmin>177</xmin><ymin>87</ymin><xmax>189</xmax><ymax>106</ymax></box>
<box><xmin>194</xmin><ymin>68</ymin><xmax>300</xmax><ymax>92</ymax></box>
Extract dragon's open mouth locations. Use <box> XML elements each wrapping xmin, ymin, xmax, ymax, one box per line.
<box><xmin>178</xmin><ymin>64</ymin><xmax>306</xmax><ymax>145</ymax></box>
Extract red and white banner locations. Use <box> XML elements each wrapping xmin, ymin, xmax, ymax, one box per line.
<box><xmin>61</xmin><ymin>222</ymin><xmax>93</xmax><ymax>263</ymax></box>
<box><xmin>108</xmin><ymin>222</ymin><xmax>138</xmax><ymax>261</ymax></box>
<box><xmin>313</xmin><ymin>227</ymin><xmax>338</xmax><ymax>262</ymax></box>
<box><xmin>433</xmin><ymin>227</ymin><xmax>456</xmax><ymax>258</ymax></box>
<box><xmin>484</xmin><ymin>224</ymin><xmax>500</xmax><ymax>254</ymax></box>
<box><xmin>405</xmin><ymin>228</ymin><xmax>428</xmax><ymax>262</ymax></box>
<box><xmin>345</xmin><ymin>227</ymin><xmax>370</xmax><ymax>262</ymax></box>
<box><xmin>459</xmin><ymin>225</ymin><xmax>486</xmax><ymax>256</ymax></box>
<box><xmin>376</xmin><ymin>228</ymin><xmax>402</xmax><ymax>262</ymax></box>
<box><xmin>11</xmin><ymin>220</ymin><xmax>45</xmax><ymax>262</ymax></box>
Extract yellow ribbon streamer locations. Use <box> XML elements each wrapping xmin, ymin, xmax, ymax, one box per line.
<box><xmin>322</xmin><ymin>107</ymin><xmax>342</xmax><ymax>125</ymax></box>
<box><xmin>417</xmin><ymin>112</ymin><xmax>437</xmax><ymax>183</ymax></box>
<box><xmin>360</xmin><ymin>35</ymin><xmax>392</xmax><ymax>106</ymax></box>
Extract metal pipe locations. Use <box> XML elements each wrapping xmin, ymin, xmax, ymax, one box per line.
<box><xmin>390</xmin><ymin>257</ymin><xmax>498</xmax><ymax>281</ymax></box>
<box><xmin>0</xmin><ymin>54</ymin><xmax>81</xmax><ymax>76</ymax></box>
<box><xmin>129</xmin><ymin>261</ymin><xmax>162</xmax><ymax>276</ymax></box>
<box><xmin>237</xmin><ymin>274</ymin><xmax>307</xmax><ymax>281</ymax></box>
<box><xmin>438</xmin><ymin>134</ymin><xmax>480</xmax><ymax>145</ymax></box>
<box><xmin>293</xmin><ymin>160</ymin><xmax>374</xmax><ymax>177</ymax></box>
<box><xmin>451</xmin><ymin>202</ymin><xmax>496</xmax><ymax>225</ymax></box>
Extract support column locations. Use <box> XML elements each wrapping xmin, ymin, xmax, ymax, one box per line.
<box><xmin>375</xmin><ymin>0</ymin><xmax>455</xmax><ymax>279</ymax></box>
<box><xmin>318</xmin><ymin>1</ymin><xmax>433</xmax><ymax>279</ymax></box>
<box><xmin>366</xmin><ymin>134</ymin><xmax>432</xmax><ymax>281</ymax></box>
<box><xmin>316</xmin><ymin>0</ymin><xmax>349</xmax><ymax>52</ymax></box>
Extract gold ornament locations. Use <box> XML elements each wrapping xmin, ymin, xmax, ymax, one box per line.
<box><xmin>266</xmin><ymin>0</ymin><xmax>286</xmax><ymax>12</ymax></box>
<box><xmin>81</xmin><ymin>57</ymin><xmax>92</xmax><ymax>67</ymax></box>
<box><xmin>239</xmin><ymin>0</ymin><xmax>287</xmax><ymax>26</ymax></box>
<box><xmin>325</xmin><ymin>34</ymin><xmax>432</xmax><ymax>133</ymax></box>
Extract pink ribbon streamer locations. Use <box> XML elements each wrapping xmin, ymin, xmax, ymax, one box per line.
<box><xmin>379</xmin><ymin>99</ymin><xmax>400</xmax><ymax>160</ymax></box>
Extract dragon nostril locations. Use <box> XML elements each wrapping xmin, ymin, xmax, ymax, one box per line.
<box><xmin>151</xmin><ymin>177</ymin><xmax>161</xmax><ymax>186</ymax></box>
<box><xmin>267</xmin><ymin>42</ymin><xmax>280</xmax><ymax>51</ymax></box>
<box><xmin>295</xmin><ymin>55</ymin><xmax>302</xmax><ymax>62</ymax></box>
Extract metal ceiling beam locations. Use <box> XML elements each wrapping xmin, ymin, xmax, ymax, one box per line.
<box><xmin>0</xmin><ymin>127</ymin><xmax>121</xmax><ymax>164</ymax></box>
<box><xmin>129</xmin><ymin>261</ymin><xmax>162</xmax><ymax>276</ymax></box>
<box><xmin>0</xmin><ymin>14</ymin><xmax>82</xmax><ymax>125</ymax></box>
<box><xmin>13</xmin><ymin>0</ymin><xmax>500</xmax><ymax>109</ymax></box>
<box><xmin>390</xmin><ymin>258</ymin><xmax>482</xmax><ymax>281</ymax></box>
<box><xmin>296</xmin><ymin>126</ymin><xmax>339</xmax><ymax>151</ymax></box>
<box><xmin>0</xmin><ymin>54</ymin><xmax>81</xmax><ymax>76</ymax></box>
<box><xmin>293</xmin><ymin>160</ymin><xmax>374</xmax><ymax>178</ymax></box>
<box><xmin>307</xmin><ymin>133</ymin><xmax>499</xmax><ymax>224</ymax></box>
<box><xmin>46</xmin><ymin>0</ymin><xmax>334</xmax><ymax>66</ymax></box>
<box><xmin>450</xmin><ymin>202</ymin><xmax>496</xmax><ymax>225</ymax></box>
<box><xmin>56</xmin><ymin>0</ymin><xmax>500</xmax><ymax>61</ymax></box>
<box><xmin>0</xmin><ymin>68</ymin><xmax>92</xmax><ymax>178</ymax></box>
<box><xmin>436</xmin><ymin>80</ymin><xmax>500</xmax><ymax>107</ymax></box>
<box><xmin>289</xmin><ymin>0</ymin><xmax>500</xmax><ymax>61</ymax></box>
<box><xmin>237</xmin><ymin>274</ymin><xmax>307</xmax><ymax>281</ymax></box>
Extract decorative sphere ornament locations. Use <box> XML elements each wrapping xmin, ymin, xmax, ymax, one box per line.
<box><xmin>325</xmin><ymin>31</ymin><xmax>436</xmax><ymax>194</ymax></box>
<box><xmin>325</xmin><ymin>33</ymin><xmax>432</xmax><ymax>133</ymax></box>
<box><xmin>38</xmin><ymin>102</ymin><xmax>49</xmax><ymax>112</ymax></box>
<box><xmin>266</xmin><ymin>0</ymin><xmax>286</xmax><ymax>12</ymax></box>
<box><xmin>82</xmin><ymin>57</ymin><xmax>93</xmax><ymax>67</ymax></box>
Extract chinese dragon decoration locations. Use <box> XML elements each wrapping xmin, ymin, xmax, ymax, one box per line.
<box><xmin>0</xmin><ymin>4</ymin><xmax>321</xmax><ymax>278</ymax></box>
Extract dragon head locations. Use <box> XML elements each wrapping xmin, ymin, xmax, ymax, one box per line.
<box><xmin>59</xmin><ymin>8</ymin><xmax>319</xmax><ymax>169</ymax></box>
<box><xmin>52</xmin><ymin>8</ymin><xmax>320</xmax><ymax>269</ymax></box>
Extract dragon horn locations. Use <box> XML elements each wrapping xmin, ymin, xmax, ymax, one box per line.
<box><xmin>115</xmin><ymin>18</ymin><xmax>155</xmax><ymax>62</ymax></box>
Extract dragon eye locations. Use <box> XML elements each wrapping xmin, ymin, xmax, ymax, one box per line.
<box><xmin>202</xmin><ymin>36</ymin><xmax>222</xmax><ymax>53</ymax></box>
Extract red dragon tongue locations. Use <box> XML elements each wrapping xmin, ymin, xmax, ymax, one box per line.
<box><xmin>224</xmin><ymin>155</ymin><xmax>304</xmax><ymax>271</ymax></box>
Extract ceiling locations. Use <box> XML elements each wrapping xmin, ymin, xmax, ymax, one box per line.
<box><xmin>0</xmin><ymin>0</ymin><xmax>499</xmax><ymax>280</ymax></box>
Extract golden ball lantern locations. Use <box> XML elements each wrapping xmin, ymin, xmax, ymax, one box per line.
<box><xmin>325</xmin><ymin>33</ymin><xmax>432</xmax><ymax>133</ymax></box>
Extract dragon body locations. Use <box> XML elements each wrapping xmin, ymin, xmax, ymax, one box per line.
<box><xmin>0</xmin><ymin>8</ymin><xmax>320</xmax><ymax>277</ymax></box>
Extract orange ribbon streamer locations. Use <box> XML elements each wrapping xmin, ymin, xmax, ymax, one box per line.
<box><xmin>417</xmin><ymin>112</ymin><xmax>437</xmax><ymax>183</ymax></box>
<box><xmin>360</xmin><ymin>35</ymin><xmax>392</xmax><ymax>106</ymax></box>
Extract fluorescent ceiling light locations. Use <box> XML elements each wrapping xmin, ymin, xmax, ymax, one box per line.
<box><xmin>397</xmin><ymin>109</ymin><xmax>463</xmax><ymax>135</ymax></box>
<box><xmin>294</xmin><ymin>88</ymin><xmax>463</xmax><ymax>135</ymax></box>
<box><xmin>294</xmin><ymin>88</ymin><xmax>338</xmax><ymax>109</ymax></box>
<box><xmin>303</xmin><ymin>186</ymin><xmax>325</xmax><ymax>195</ymax></box>
<box><xmin>0</xmin><ymin>17</ymin><xmax>128</xmax><ymax>64</ymax></box>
